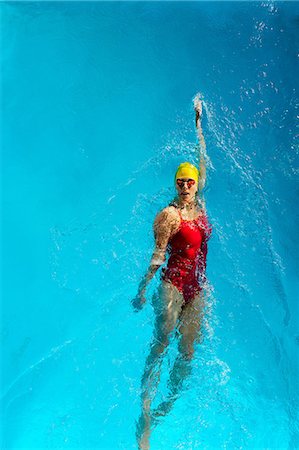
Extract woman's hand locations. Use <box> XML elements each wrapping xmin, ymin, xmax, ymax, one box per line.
<box><xmin>193</xmin><ymin>94</ymin><xmax>203</xmax><ymax>116</ymax></box>
<box><xmin>131</xmin><ymin>289</ymin><xmax>146</xmax><ymax>312</ymax></box>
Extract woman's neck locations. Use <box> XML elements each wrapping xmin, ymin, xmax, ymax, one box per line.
<box><xmin>176</xmin><ymin>197</ymin><xmax>198</xmax><ymax>210</ymax></box>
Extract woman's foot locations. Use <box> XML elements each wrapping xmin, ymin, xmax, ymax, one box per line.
<box><xmin>151</xmin><ymin>398</ymin><xmax>175</xmax><ymax>419</ymax></box>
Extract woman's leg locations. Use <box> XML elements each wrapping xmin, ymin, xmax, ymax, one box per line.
<box><xmin>152</xmin><ymin>291</ymin><xmax>205</xmax><ymax>420</ymax></box>
<box><xmin>136</xmin><ymin>281</ymin><xmax>184</xmax><ymax>450</ymax></box>
<box><xmin>177</xmin><ymin>290</ymin><xmax>205</xmax><ymax>359</ymax></box>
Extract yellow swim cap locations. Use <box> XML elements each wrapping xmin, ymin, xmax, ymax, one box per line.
<box><xmin>175</xmin><ymin>162</ymin><xmax>199</xmax><ymax>183</ymax></box>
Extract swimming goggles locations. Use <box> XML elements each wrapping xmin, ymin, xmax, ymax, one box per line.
<box><xmin>176</xmin><ymin>179</ymin><xmax>196</xmax><ymax>188</ymax></box>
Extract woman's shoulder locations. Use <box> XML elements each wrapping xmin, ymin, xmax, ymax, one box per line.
<box><xmin>154</xmin><ymin>205</ymin><xmax>180</xmax><ymax>229</ymax></box>
<box><xmin>155</xmin><ymin>205</ymin><xmax>179</xmax><ymax>222</ymax></box>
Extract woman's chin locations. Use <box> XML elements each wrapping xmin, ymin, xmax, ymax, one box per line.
<box><xmin>180</xmin><ymin>193</ymin><xmax>190</xmax><ymax>199</ymax></box>
<box><xmin>180</xmin><ymin>196</ymin><xmax>194</xmax><ymax>205</ymax></box>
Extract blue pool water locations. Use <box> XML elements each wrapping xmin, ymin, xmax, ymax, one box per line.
<box><xmin>1</xmin><ymin>1</ymin><xmax>298</xmax><ymax>449</ymax></box>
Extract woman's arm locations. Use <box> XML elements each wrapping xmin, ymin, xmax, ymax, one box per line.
<box><xmin>194</xmin><ymin>97</ymin><xmax>207</xmax><ymax>191</ymax></box>
<box><xmin>132</xmin><ymin>208</ymin><xmax>178</xmax><ymax>311</ymax></box>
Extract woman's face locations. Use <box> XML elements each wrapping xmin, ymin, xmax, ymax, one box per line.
<box><xmin>175</xmin><ymin>178</ymin><xmax>198</xmax><ymax>203</ymax></box>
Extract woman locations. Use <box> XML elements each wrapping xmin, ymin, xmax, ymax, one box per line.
<box><xmin>132</xmin><ymin>98</ymin><xmax>212</xmax><ymax>450</ymax></box>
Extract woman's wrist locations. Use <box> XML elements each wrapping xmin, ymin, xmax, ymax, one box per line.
<box><xmin>138</xmin><ymin>277</ymin><xmax>147</xmax><ymax>295</ymax></box>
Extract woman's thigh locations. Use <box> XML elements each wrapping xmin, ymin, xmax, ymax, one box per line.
<box><xmin>152</xmin><ymin>281</ymin><xmax>185</xmax><ymax>340</ymax></box>
<box><xmin>177</xmin><ymin>292</ymin><xmax>205</xmax><ymax>349</ymax></box>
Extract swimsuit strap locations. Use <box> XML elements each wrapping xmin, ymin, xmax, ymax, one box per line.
<box><xmin>169</xmin><ymin>200</ymin><xmax>202</xmax><ymax>223</ymax></box>
<box><xmin>169</xmin><ymin>201</ymin><xmax>183</xmax><ymax>222</ymax></box>
<box><xmin>177</xmin><ymin>208</ymin><xmax>183</xmax><ymax>221</ymax></box>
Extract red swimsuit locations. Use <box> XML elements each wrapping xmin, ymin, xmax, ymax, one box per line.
<box><xmin>162</xmin><ymin>208</ymin><xmax>212</xmax><ymax>303</ymax></box>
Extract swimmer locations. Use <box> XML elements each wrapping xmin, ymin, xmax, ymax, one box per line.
<box><xmin>132</xmin><ymin>97</ymin><xmax>212</xmax><ymax>450</ymax></box>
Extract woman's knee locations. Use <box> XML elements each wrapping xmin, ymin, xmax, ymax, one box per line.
<box><xmin>151</xmin><ymin>318</ymin><xmax>179</xmax><ymax>358</ymax></box>
<box><xmin>152</xmin><ymin>335</ymin><xmax>169</xmax><ymax>355</ymax></box>
<box><xmin>178</xmin><ymin>334</ymin><xmax>196</xmax><ymax>360</ymax></box>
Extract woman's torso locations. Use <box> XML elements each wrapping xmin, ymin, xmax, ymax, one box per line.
<box><xmin>161</xmin><ymin>202</ymin><xmax>211</xmax><ymax>301</ymax></box>
<box><xmin>167</xmin><ymin>203</ymin><xmax>211</xmax><ymax>262</ymax></box>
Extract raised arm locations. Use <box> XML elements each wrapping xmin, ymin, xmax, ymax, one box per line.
<box><xmin>132</xmin><ymin>208</ymin><xmax>179</xmax><ymax>311</ymax></box>
<box><xmin>194</xmin><ymin>97</ymin><xmax>207</xmax><ymax>191</ymax></box>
